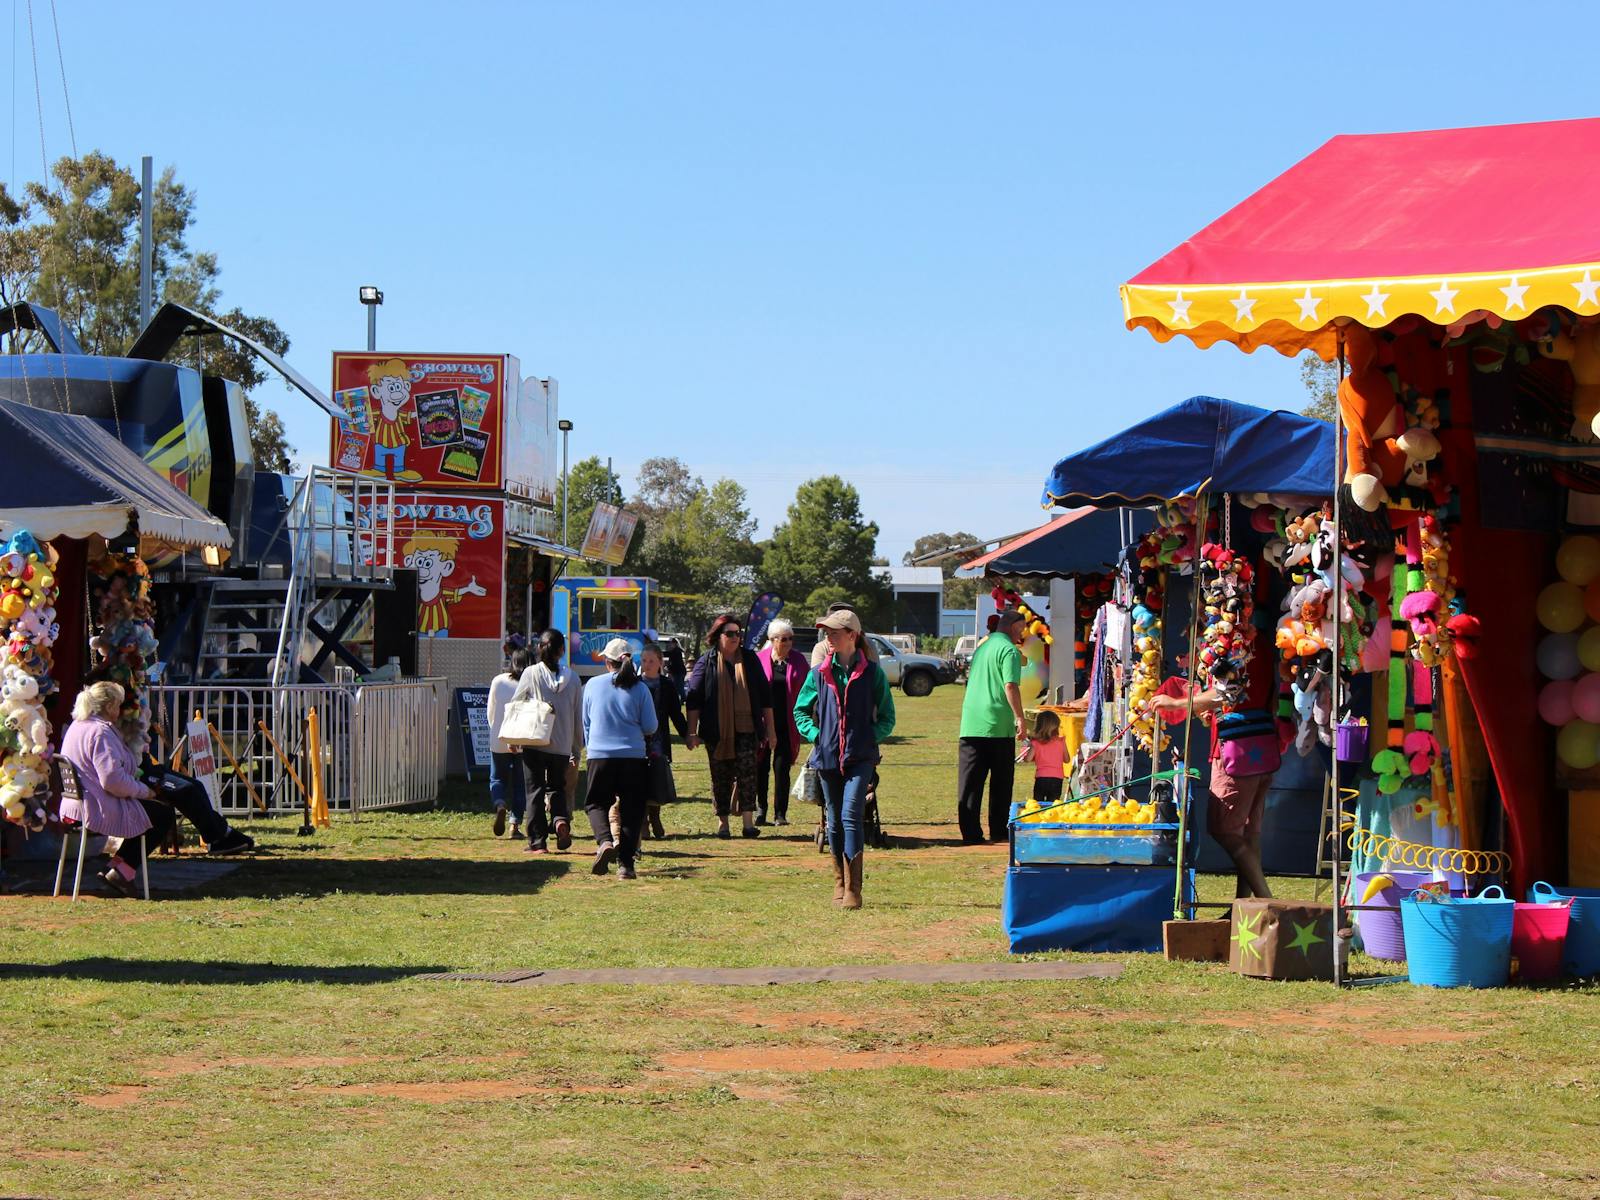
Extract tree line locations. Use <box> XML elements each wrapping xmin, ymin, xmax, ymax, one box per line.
<box><xmin>1</xmin><ymin>152</ymin><xmax>295</xmax><ymax>468</ymax></box>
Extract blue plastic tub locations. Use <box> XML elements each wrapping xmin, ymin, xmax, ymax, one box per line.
<box><xmin>1528</xmin><ymin>882</ymin><xmax>1600</xmax><ymax>977</ymax></box>
<box><xmin>1400</xmin><ymin>886</ymin><xmax>1514</xmax><ymax>988</ymax></box>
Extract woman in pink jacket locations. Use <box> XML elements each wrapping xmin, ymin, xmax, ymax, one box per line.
<box><xmin>58</xmin><ymin>681</ymin><xmax>178</xmax><ymax>895</ymax></box>
<box><xmin>756</xmin><ymin>619</ymin><xmax>810</xmax><ymax>826</ymax></box>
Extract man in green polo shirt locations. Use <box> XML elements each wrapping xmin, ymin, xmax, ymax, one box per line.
<box><xmin>957</xmin><ymin>609</ymin><xmax>1026</xmax><ymax>843</ymax></box>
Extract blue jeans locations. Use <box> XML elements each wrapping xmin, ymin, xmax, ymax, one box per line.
<box><xmin>818</xmin><ymin>762</ymin><xmax>874</xmax><ymax>861</ymax></box>
<box><xmin>488</xmin><ymin>752</ymin><xmax>526</xmax><ymax>823</ymax></box>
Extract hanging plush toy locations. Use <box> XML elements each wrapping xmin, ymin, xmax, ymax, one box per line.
<box><xmin>1125</xmin><ymin>531</ymin><xmax>1169</xmax><ymax>755</ymax></box>
<box><xmin>1339</xmin><ymin>327</ymin><xmax>1408</xmax><ymax>511</ymax></box>
<box><xmin>1196</xmin><ymin>542</ymin><xmax>1255</xmax><ymax>707</ymax></box>
<box><xmin>88</xmin><ymin>547</ymin><xmax>159</xmax><ymax>756</ymax></box>
<box><xmin>1537</xmin><ymin>320</ymin><xmax>1600</xmax><ymax>442</ymax></box>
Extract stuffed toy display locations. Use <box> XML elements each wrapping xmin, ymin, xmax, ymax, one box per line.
<box><xmin>1338</xmin><ymin>327</ymin><xmax>1408</xmax><ymax>512</ymax></box>
<box><xmin>1196</xmin><ymin>542</ymin><xmax>1254</xmax><ymax>708</ymax></box>
<box><xmin>1126</xmin><ymin>530</ymin><xmax>1168</xmax><ymax>755</ymax></box>
<box><xmin>1537</xmin><ymin>320</ymin><xmax>1600</xmax><ymax>442</ymax></box>
<box><xmin>0</xmin><ymin>530</ymin><xmax>61</xmax><ymax>828</ymax></box>
<box><xmin>87</xmin><ymin>546</ymin><xmax>159</xmax><ymax>757</ymax></box>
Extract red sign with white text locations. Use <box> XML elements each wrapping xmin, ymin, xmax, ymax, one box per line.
<box><xmin>358</xmin><ymin>492</ymin><xmax>506</xmax><ymax>640</ymax></box>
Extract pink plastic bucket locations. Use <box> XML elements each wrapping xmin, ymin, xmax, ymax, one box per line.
<box><xmin>1512</xmin><ymin>897</ymin><xmax>1572</xmax><ymax>982</ymax></box>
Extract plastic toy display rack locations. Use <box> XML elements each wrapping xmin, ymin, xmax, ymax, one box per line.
<box><xmin>1008</xmin><ymin>769</ymin><xmax>1188</xmax><ymax>867</ymax></box>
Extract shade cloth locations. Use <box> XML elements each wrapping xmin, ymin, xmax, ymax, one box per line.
<box><xmin>1122</xmin><ymin>117</ymin><xmax>1600</xmax><ymax>357</ymax></box>
<box><xmin>1040</xmin><ymin>396</ymin><xmax>1336</xmax><ymax>509</ymax></box>
<box><xmin>0</xmin><ymin>399</ymin><xmax>232</xmax><ymax>551</ymax></box>
<box><xmin>958</xmin><ymin>507</ymin><xmax>1153</xmax><ymax>578</ymax></box>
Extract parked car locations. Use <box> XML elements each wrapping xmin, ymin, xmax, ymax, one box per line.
<box><xmin>950</xmin><ymin>634</ymin><xmax>979</xmax><ymax>683</ymax></box>
<box><xmin>786</xmin><ymin>629</ymin><xmax>955</xmax><ymax>696</ymax></box>
<box><xmin>881</xmin><ymin>633</ymin><xmax>917</xmax><ymax>654</ymax></box>
<box><xmin>867</xmin><ymin>634</ymin><xmax>955</xmax><ymax>697</ymax></box>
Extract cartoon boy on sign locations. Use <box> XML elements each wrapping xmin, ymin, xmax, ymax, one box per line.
<box><xmin>403</xmin><ymin>534</ymin><xmax>487</xmax><ymax>638</ymax></box>
<box><xmin>367</xmin><ymin>359</ymin><xmax>421</xmax><ymax>481</ymax></box>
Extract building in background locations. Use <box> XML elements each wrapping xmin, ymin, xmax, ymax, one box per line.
<box><xmin>872</xmin><ymin>566</ymin><xmax>944</xmax><ymax>638</ymax></box>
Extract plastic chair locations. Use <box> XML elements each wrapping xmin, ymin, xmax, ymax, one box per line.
<box><xmin>51</xmin><ymin>758</ymin><xmax>149</xmax><ymax>902</ymax></box>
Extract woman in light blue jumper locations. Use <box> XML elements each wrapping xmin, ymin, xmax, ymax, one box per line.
<box><xmin>581</xmin><ymin>638</ymin><xmax>658</xmax><ymax>879</ymax></box>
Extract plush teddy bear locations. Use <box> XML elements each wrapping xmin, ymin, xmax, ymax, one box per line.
<box><xmin>1537</xmin><ymin>321</ymin><xmax>1600</xmax><ymax>442</ymax></box>
<box><xmin>1338</xmin><ymin>327</ymin><xmax>1408</xmax><ymax>510</ymax></box>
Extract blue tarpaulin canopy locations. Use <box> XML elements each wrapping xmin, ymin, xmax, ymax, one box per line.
<box><xmin>956</xmin><ymin>507</ymin><xmax>1154</xmax><ymax>579</ymax></box>
<box><xmin>1040</xmin><ymin>396</ymin><xmax>1336</xmax><ymax>509</ymax></box>
<box><xmin>0</xmin><ymin>399</ymin><xmax>232</xmax><ymax>550</ymax></box>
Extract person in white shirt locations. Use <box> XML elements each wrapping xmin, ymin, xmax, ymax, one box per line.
<box><xmin>511</xmin><ymin>628</ymin><xmax>585</xmax><ymax>853</ymax></box>
<box><xmin>485</xmin><ymin>647</ymin><xmax>530</xmax><ymax>839</ymax></box>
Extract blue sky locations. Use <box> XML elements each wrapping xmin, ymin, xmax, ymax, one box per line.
<box><xmin>12</xmin><ymin>2</ymin><xmax>1600</xmax><ymax>561</ymax></box>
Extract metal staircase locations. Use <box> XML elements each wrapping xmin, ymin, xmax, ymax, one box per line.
<box><xmin>188</xmin><ymin>468</ymin><xmax>396</xmax><ymax>684</ymax></box>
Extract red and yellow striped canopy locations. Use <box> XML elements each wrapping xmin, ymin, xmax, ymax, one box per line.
<box><xmin>1122</xmin><ymin>117</ymin><xmax>1600</xmax><ymax>359</ymax></box>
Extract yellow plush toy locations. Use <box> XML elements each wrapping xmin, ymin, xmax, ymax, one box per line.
<box><xmin>1538</xmin><ymin>323</ymin><xmax>1600</xmax><ymax>442</ymax></box>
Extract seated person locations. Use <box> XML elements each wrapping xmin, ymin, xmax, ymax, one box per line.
<box><xmin>59</xmin><ymin>683</ymin><xmax>252</xmax><ymax>896</ymax></box>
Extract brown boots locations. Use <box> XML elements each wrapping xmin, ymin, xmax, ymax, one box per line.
<box><xmin>831</xmin><ymin>853</ymin><xmax>846</xmax><ymax>903</ymax></box>
<box><xmin>841</xmin><ymin>854</ymin><xmax>863</xmax><ymax>909</ymax></box>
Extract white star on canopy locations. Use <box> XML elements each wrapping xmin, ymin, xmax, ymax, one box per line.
<box><xmin>1429</xmin><ymin>280</ymin><xmax>1459</xmax><ymax>315</ymax></box>
<box><xmin>1499</xmin><ymin>277</ymin><xmax>1530</xmax><ymax>311</ymax></box>
<box><xmin>1293</xmin><ymin>288</ymin><xmax>1322</xmax><ymax>323</ymax></box>
<box><xmin>1360</xmin><ymin>283</ymin><xmax>1390</xmax><ymax>319</ymax></box>
<box><xmin>1230</xmin><ymin>290</ymin><xmax>1257</xmax><ymax>322</ymax></box>
<box><xmin>1168</xmin><ymin>291</ymin><xmax>1193</xmax><ymax>325</ymax></box>
<box><xmin>1575</xmin><ymin>270</ymin><xmax>1600</xmax><ymax>308</ymax></box>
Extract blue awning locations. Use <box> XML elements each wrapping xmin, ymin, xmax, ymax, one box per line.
<box><xmin>1040</xmin><ymin>396</ymin><xmax>1336</xmax><ymax>509</ymax></box>
<box><xmin>956</xmin><ymin>507</ymin><xmax>1154</xmax><ymax>579</ymax></box>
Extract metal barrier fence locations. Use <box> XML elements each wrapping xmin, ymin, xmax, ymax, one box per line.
<box><xmin>148</xmin><ymin>679</ymin><xmax>444</xmax><ymax>817</ymax></box>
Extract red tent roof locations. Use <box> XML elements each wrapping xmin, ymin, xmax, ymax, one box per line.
<box><xmin>1122</xmin><ymin>117</ymin><xmax>1600</xmax><ymax>357</ymax></box>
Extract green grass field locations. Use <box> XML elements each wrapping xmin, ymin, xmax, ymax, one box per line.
<box><xmin>2</xmin><ymin>685</ymin><xmax>1596</xmax><ymax>1199</ymax></box>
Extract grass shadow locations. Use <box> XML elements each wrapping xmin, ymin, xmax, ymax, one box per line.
<box><xmin>0</xmin><ymin>958</ymin><xmax>445</xmax><ymax>985</ymax></box>
<box><xmin>206</xmin><ymin>856</ymin><xmax>574</xmax><ymax>899</ymax></box>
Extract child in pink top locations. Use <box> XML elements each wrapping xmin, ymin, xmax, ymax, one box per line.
<box><xmin>1020</xmin><ymin>710</ymin><xmax>1067</xmax><ymax>805</ymax></box>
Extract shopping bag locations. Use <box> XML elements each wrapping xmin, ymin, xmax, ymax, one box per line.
<box><xmin>500</xmin><ymin>696</ymin><xmax>555</xmax><ymax>747</ymax></box>
<box><xmin>792</xmin><ymin>765</ymin><xmax>823</xmax><ymax>806</ymax></box>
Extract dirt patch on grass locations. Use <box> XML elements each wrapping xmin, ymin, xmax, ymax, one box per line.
<box><xmin>657</xmin><ymin>1040</ymin><xmax>1041</xmax><ymax>1074</ymax></box>
<box><xmin>141</xmin><ymin>1050</ymin><xmax>522</xmax><ymax>1081</ymax></box>
<box><xmin>78</xmin><ymin>1084</ymin><xmax>149</xmax><ymax>1109</ymax></box>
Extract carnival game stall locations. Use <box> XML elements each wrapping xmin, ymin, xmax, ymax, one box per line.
<box><xmin>0</xmin><ymin>401</ymin><xmax>232</xmax><ymax>860</ymax></box>
<box><xmin>1003</xmin><ymin>396</ymin><xmax>1337</xmax><ymax>954</ymax></box>
<box><xmin>1122</xmin><ymin>116</ymin><xmax>1600</xmax><ymax>984</ymax></box>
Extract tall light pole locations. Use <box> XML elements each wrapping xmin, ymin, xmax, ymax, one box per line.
<box><xmin>359</xmin><ymin>285</ymin><xmax>383</xmax><ymax>351</ymax></box>
<box><xmin>558</xmin><ymin>419</ymin><xmax>574</xmax><ymax>550</ymax></box>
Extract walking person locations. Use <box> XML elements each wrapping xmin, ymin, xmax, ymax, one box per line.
<box><xmin>685</xmin><ymin>613</ymin><xmax>777</xmax><ymax>839</ymax></box>
<box><xmin>582</xmin><ymin>639</ymin><xmax>658</xmax><ymax>878</ymax></box>
<box><xmin>756</xmin><ymin>619</ymin><xmax>809</xmax><ymax>826</ymax></box>
<box><xmin>640</xmin><ymin>642</ymin><xmax>688</xmax><ymax>839</ymax></box>
<box><xmin>957</xmin><ymin>609</ymin><xmax>1027</xmax><ymax>843</ymax></box>
<box><xmin>486</xmin><ymin>647</ymin><xmax>530</xmax><ymax>839</ymax></box>
<box><xmin>792</xmin><ymin>609</ymin><xmax>896</xmax><ymax>908</ymax></box>
<box><xmin>511</xmin><ymin>629</ymin><xmax>583</xmax><ymax>854</ymax></box>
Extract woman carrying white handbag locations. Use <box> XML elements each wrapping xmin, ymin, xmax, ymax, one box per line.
<box><xmin>508</xmin><ymin>628</ymin><xmax>584</xmax><ymax>854</ymax></box>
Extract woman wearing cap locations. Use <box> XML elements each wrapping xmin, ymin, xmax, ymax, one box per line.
<box><xmin>581</xmin><ymin>638</ymin><xmax>658</xmax><ymax>878</ymax></box>
<box><xmin>512</xmin><ymin>629</ymin><xmax>583</xmax><ymax>854</ymax></box>
<box><xmin>755</xmin><ymin>619</ymin><xmax>809</xmax><ymax>827</ymax></box>
<box><xmin>792</xmin><ymin>609</ymin><xmax>896</xmax><ymax>908</ymax></box>
<box><xmin>685</xmin><ymin>613</ymin><xmax>777</xmax><ymax>839</ymax></box>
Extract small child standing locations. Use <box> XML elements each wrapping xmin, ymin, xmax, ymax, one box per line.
<box><xmin>1020</xmin><ymin>710</ymin><xmax>1067</xmax><ymax>807</ymax></box>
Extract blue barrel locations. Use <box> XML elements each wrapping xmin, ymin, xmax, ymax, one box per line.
<box><xmin>1528</xmin><ymin>882</ymin><xmax>1600</xmax><ymax>977</ymax></box>
<box><xmin>1400</xmin><ymin>887</ymin><xmax>1514</xmax><ymax>988</ymax></box>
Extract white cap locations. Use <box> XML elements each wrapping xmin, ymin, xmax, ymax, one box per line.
<box><xmin>601</xmin><ymin>637</ymin><xmax>634</xmax><ymax>663</ymax></box>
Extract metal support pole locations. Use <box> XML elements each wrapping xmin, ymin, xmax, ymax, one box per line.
<box><xmin>561</xmin><ymin>428</ymin><xmax>571</xmax><ymax>548</ymax></box>
<box><xmin>366</xmin><ymin>304</ymin><xmax>376</xmax><ymax>352</ymax></box>
<box><xmin>1331</xmin><ymin>328</ymin><xmax>1348</xmax><ymax>986</ymax></box>
<box><xmin>138</xmin><ymin>156</ymin><xmax>154</xmax><ymax>329</ymax></box>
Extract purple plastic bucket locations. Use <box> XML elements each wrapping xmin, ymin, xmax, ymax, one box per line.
<box><xmin>1335</xmin><ymin>722</ymin><xmax>1369</xmax><ymax>763</ymax></box>
<box><xmin>1350</xmin><ymin>870</ymin><xmax>1432</xmax><ymax>960</ymax></box>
